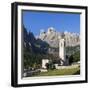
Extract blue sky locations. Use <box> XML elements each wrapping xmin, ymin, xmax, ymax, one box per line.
<box><xmin>22</xmin><ymin>11</ymin><xmax>80</xmax><ymax>36</ymax></box>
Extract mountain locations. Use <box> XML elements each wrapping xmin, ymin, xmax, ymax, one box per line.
<box><xmin>23</xmin><ymin>26</ymin><xmax>80</xmax><ymax>68</ymax></box>
<box><xmin>23</xmin><ymin>26</ymin><xmax>49</xmax><ymax>54</ymax></box>
<box><xmin>66</xmin><ymin>45</ymin><xmax>80</xmax><ymax>56</ymax></box>
<box><xmin>39</xmin><ymin>27</ymin><xmax>60</xmax><ymax>48</ymax></box>
<box><xmin>23</xmin><ymin>26</ymin><xmax>51</xmax><ymax>68</ymax></box>
<box><xmin>38</xmin><ymin>27</ymin><xmax>80</xmax><ymax>48</ymax></box>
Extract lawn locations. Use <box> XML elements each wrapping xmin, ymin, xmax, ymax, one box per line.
<box><xmin>37</xmin><ymin>66</ymin><xmax>80</xmax><ymax>76</ymax></box>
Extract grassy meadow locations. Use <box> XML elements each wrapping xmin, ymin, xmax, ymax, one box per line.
<box><xmin>37</xmin><ymin>66</ymin><xmax>80</xmax><ymax>76</ymax></box>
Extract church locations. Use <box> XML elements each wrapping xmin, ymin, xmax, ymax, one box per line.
<box><xmin>42</xmin><ymin>37</ymin><xmax>69</xmax><ymax>69</ymax></box>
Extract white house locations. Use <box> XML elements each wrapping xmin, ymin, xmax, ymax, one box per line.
<box><xmin>42</xmin><ymin>59</ymin><xmax>49</xmax><ymax>69</ymax></box>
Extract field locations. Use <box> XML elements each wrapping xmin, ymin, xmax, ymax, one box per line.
<box><xmin>37</xmin><ymin>66</ymin><xmax>80</xmax><ymax>76</ymax></box>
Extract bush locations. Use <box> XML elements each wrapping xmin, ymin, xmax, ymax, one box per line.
<box><xmin>69</xmin><ymin>51</ymin><xmax>80</xmax><ymax>64</ymax></box>
<box><xmin>45</xmin><ymin>63</ymin><xmax>49</xmax><ymax>69</ymax></box>
<box><xmin>45</xmin><ymin>62</ymin><xmax>56</xmax><ymax>70</ymax></box>
<box><xmin>69</xmin><ymin>55</ymin><xmax>74</xmax><ymax>65</ymax></box>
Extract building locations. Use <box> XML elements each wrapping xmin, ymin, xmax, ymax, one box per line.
<box><xmin>42</xmin><ymin>59</ymin><xmax>49</xmax><ymax>69</ymax></box>
<box><xmin>58</xmin><ymin>38</ymin><xmax>69</xmax><ymax>65</ymax></box>
<box><xmin>41</xmin><ymin>27</ymin><xmax>79</xmax><ymax>68</ymax></box>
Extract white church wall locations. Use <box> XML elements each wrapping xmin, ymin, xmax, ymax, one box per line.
<box><xmin>42</xmin><ymin>59</ymin><xmax>49</xmax><ymax>69</ymax></box>
<box><xmin>59</xmin><ymin>39</ymin><xmax>66</xmax><ymax>64</ymax></box>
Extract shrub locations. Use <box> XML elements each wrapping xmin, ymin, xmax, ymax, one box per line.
<box><xmin>45</xmin><ymin>62</ymin><xmax>56</xmax><ymax>70</ymax></box>
<box><xmin>69</xmin><ymin>51</ymin><xmax>80</xmax><ymax>64</ymax></box>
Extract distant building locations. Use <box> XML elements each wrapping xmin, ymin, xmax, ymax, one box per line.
<box><xmin>42</xmin><ymin>59</ymin><xmax>49</xmax><ymax>69</ymax></box>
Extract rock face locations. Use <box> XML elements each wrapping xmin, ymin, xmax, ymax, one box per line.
<box><xmin>39</xmin><ymin>27</ymin><xmax>61</xmax><ymax>48</ymax></box>
<box><xmin>64</xmin><ymin>31</ymin><xmax>80</xmax><ymax>47</ymax></box>
<box><xmin>38</xmin><ymin>27</ymin><xmax>80</xmax><ymax>48</ymax></box>
<box><xmin>23</xmin><ymin>26</ymin><xmax>49</xmax><ymax>54</ymax></box>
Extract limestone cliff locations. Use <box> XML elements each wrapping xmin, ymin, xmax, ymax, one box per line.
<box><xmin>38</xmin><ymin>27</ymin><xmax>80</xmax><ymax>48</ymax></box>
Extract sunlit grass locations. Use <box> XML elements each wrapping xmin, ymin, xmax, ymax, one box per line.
<box><xmin>37</xmin><ymin>66</ymin><xmax>80</xmax><ymax>76</ymax></box>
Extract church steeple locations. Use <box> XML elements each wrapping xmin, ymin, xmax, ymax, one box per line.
<box><xmin>58</xmin><ymin>38</ymin><xmax>68</xmax><ymax>65</ymax></box>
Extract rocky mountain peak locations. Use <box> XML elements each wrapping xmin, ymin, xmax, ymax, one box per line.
<box><xmin>38</xmin><ymin>27</ymin><xmax>80</xmax><ymax>48</ymax></box>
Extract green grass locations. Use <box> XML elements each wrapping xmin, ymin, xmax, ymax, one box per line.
<box><xmin>37</xmin><ymin>67</ymin><xmax>80</xmax><ymax>76</ymax></box>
